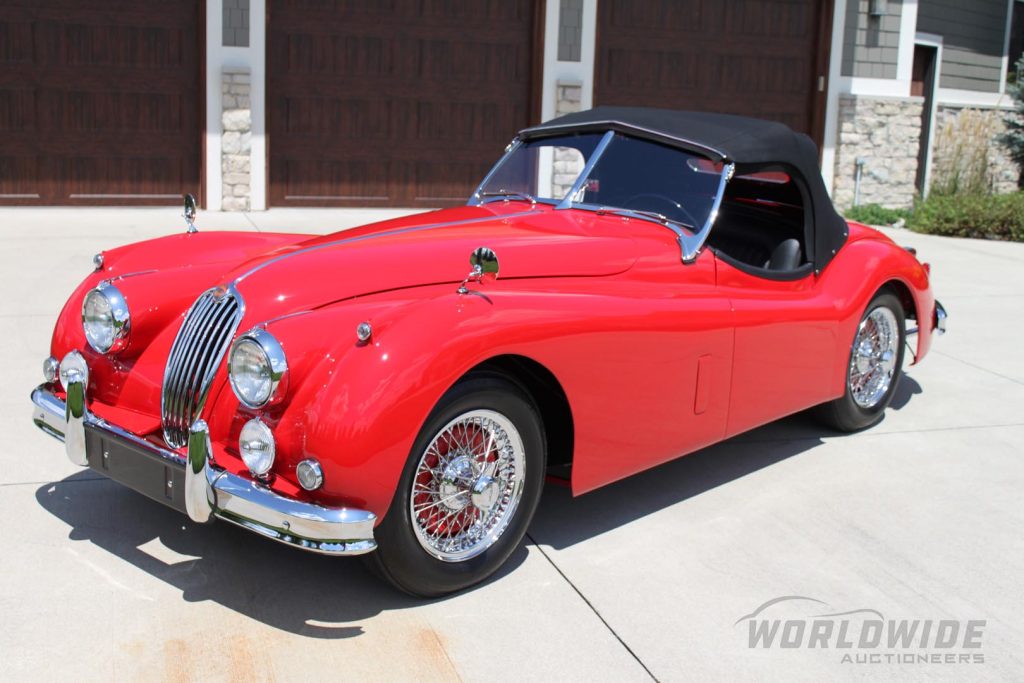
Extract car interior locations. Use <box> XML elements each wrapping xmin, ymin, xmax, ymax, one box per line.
<box><xmin>575</xmin><ymin>140</ymin><xmax>813</xmax><ymax>279</ymax></box>
<box><xmin>706</xmin><ymin>166</ymin><xmax>813</xmax><ymax>278</ymax></box>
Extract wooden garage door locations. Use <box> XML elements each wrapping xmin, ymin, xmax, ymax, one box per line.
<box><xmin>269</xmin><ymin>1</ymin><xmax>539</xmax><ymax>207</ymax></box>
<box><xmin>596</xmin><ymin>0</ymin><xmax>832</xmax><ymax>146</ymax></box>
<box><xmin>0</xmin><ymin>1</ymin><xmax>201</xmax><ymax>205</ymax></box>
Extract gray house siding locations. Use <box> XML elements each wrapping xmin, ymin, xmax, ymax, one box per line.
<box><xmin>917</xmin><ymin>0</ymin><xmax>1009</xmax><ymax>92</ymax></box>
<box><xmin>842</xmin><ymin>0</ymin><xmax>903</xmax><ymax>78</ymax></box>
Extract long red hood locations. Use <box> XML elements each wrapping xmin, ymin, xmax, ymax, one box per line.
<box><xmin>53</xmin><ymin>203</ymin><xmax>638</xmax><ymax>422</ymax></box>
<box><xmin>223</xmin><ymin>204</ymin><xmax>637</xmax><ymax>323</ymax></box>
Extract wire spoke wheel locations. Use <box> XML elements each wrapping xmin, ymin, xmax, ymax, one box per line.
<box><xmin>849</xmin><ymin>306</ymin><xmax>900</xmax><ymax>409</ymax></box>
<box><xmin>409</xmin><ymin>409</ymin><xmax>526</xmax><ymax>562</ymax></box>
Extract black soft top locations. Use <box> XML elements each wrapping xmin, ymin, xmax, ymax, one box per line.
<box><xmin>521</xmin><ymin>106</ymin><xmax>848</xmax><ymax>272</ymax></box>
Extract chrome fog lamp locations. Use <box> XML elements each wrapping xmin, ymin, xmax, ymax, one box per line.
<box><xmin>82</xmin><ymin>283</ymin><xmax>130</xmax><ymax>354</ymax></box>
<box><xmin>228</xmin><ymin>328</ymin><xmax>288</xmax><ymax>408</ymax></box>
<box><xmin>43</xmin><ymin>356</ymin><xmax>59</xmax><ymax>383</ymax></box>
<box><xmin>239</xmin><ymin>418</ymin><xmax>275</xmax><ymax>477</ymax></box>
<box><xmin>296</xmin><ymin>459</ymin><xmax>324</xmax><ymax>491</ymax></box>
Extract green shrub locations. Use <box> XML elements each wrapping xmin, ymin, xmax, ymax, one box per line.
<box><xmin>907</xmin><ymin>192</ymin><xmax>1024</xmax><ymax>241</ymax></box>
<box><xmin>843</xmin><ymin>203</ymin><xmax>912</xmax><ymax>226</ymax></box>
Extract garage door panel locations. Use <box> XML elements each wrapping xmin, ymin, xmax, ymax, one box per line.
<box><xmin>0</xmin><ymin>1</ymin><xmax>200</xmax><ymax>205</ymax></box>
<box><xmin>275</xmin><ymin>159</ymin><xmax>394</xmax><ymax>203</ymax></box>
<box><xmin>413</xmin><ymin>161</ymin><xmax>493</xmax><ymax>203</ymax></box>
<box><xmin>269</xmin><ymin>0</ymin><xmax>536</xmax><ymax>207</ymax></box>
<box><xmin>62</xmin><ymin>156</ymin><xmax>190</xmax><ymax>201</ymax></box>
<box><xmin>0</xmin><ymin>156</ymin><xmax>45</xmax><ymax>201</ymax></box>
<box><xmin>278</xmin><ymin>98</ymin><xmax>397</xmax><ymax>140</ymax></box>
<box><xmin>597</xmin><ymin>0</ymin><xmax>828</xmax><ymax>145</ymax></box>
<box><xmin>0</xmin><ymin>88</ymin><xmax>36</xmax><ymax>133</ymax></box>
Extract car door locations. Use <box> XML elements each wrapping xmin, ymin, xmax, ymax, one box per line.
<box><xmin>714</xmin><ymin>255</ymin><xmax>840</xmax><ymax>437</ymax></box>
<box><xmin>563</xmin><ymin>237</ymin><xmax>735</xmax><ymax>495</ymax></box>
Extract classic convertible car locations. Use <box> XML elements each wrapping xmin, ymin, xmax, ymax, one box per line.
<box><xmin>31</xmin><ymin>107</ymin><xmax>945</xmax><ymax>596</ymax></box>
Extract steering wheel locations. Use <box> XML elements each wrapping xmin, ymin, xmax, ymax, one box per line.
<box><xmin>622</xmin><ymin>193</ymin><xmax>700</xmax><ymax>227</ymax></box>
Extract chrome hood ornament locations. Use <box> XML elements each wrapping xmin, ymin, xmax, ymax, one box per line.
<box><xmin>184</xmin><ymin>193</ymin><xmax>198</xmax><ymax>233</ymax></box>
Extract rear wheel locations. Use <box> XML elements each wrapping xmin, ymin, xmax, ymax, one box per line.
<box><xmin>816</xmin><ymin>291</ymin><xmax>905</xmax><ymax>432</ymax></box>
<box><xmin>367</xmin><ymin>374</ymin><xmax>545</xmax><ymax>597</ymax></box>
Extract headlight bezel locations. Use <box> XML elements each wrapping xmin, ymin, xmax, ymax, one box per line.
<box><xmin>227</xmin><ymin>327</ymin><xmax>289</xmax><ymax>409</ymax></box>
<box><xmin>81</xmin><ymin>282</ymin><xmax>131</xmax><ymax>354</ymax></box>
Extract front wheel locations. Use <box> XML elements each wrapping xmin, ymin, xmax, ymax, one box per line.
<box><xmin>367</xmin><ymin>374</ymin><xmax>546</xmax><ymax>597</ymax></box>
<box><xmin>815</xmin><ymin>290</ymin><xmax>906</xmax><ymax>432</ymax></box>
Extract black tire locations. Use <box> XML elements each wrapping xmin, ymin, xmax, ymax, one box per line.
<box><xmin>815</xmin><ymin>290</ymin><xmax>906</xmax><ymax>432</ymax></box>
<box><xmin>366</xmin><ymin>373</ymin><xmax>546</xmax><ymax>597</ymax></box>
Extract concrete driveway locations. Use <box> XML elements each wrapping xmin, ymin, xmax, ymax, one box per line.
<box><xmin>2</xmin><ymin>207</ymin><xmax>1022</xmax><ymax>682</ymax></box>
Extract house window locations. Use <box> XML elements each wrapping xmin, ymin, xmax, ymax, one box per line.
<box><xmin>1010</xmin><ymin>0</ymin><xmax>1024</xmax><ymax>83</ymax></box>
<box><xmin>223</xmin><ymin>0</ymin><xmax>250</xmax><ymax>48</ymax></box>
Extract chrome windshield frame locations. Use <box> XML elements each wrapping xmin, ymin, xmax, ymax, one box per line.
<box><xmin>468</xmin><ymin>138</ymin><xmax>523</xmax><ymax>206</ymax></box>
<box><xmin>679</xmin><ymin>161</ymin><xmax>734</xmax><ymax>263</ymax></box>
<box><xmin>555</xmin><ymin>130</ymin><xmax>616</xmax><ymax>209</ymax></box>
<box><xmin>468</xmin><ymin>129</ymin><xmax>735</xmax><ymax>263</ymax></box>
<box><xmin>560</xmin><ymin>132</ymin><xmax>734</xmax><ymax>263</ymax></box>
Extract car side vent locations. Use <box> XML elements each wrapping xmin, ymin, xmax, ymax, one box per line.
<box><xmin>161</xmin><ymin>286</ymin><xmax>244</xmax><ymax>449</ymax></box>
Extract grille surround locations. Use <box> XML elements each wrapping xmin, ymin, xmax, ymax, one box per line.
<box><xmin>161</xmin><ymin>286</ymin><xmax>244</xmax><ymax>448</ymax></box>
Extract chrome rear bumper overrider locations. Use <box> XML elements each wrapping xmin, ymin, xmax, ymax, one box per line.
<box><xmin>934</xmin><ymin>300</ymin><xmax>947</xmax><ymax>335</ymax></box>
<box><xmin>31</xmin><ymin>381</ymin><xmax>376</xmax><ymax>556</ymax></box>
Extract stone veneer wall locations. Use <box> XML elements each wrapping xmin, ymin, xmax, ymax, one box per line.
<box><xmin>221</xmin><ymin>67</ymin><xmax>252</xmax><ymax>211</ymax></box>
<box><xmin>832</xmin><ymin>94</ymin><xmax>923</xmax><ymax>210</ymax></box>
<box><xmin>931</xmin><ymin>105</ymin><xmax>1019</xmax><ymax>195</ymax></box>
<box><xmin>551</xmin><ymin>81</ymin><xmax>585</xmax><ymax>199</ymax></box>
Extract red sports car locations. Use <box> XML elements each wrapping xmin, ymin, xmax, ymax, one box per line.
<box><xmin>31</xmin><ymin>107</ymin><xmax>946</xmax><ymax>596</ymax></box>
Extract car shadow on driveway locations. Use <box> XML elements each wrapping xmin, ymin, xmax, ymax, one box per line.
<box><xmin>34</xmin><ymin>375</ymin><xmax>922</xmax><ymax>636</ymax></box>
<box><xmin>34</xmin><ymin>474</ymin><xmax>528</xmax><ymax>639</ymax></box>
<box><xmin>532</xmin><ymin>374</ymin><xmax>923</xmax><ymax>550</ymax></box>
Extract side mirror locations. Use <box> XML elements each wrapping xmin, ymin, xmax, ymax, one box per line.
<box><xmin>470</xmin><ymin>247</ymin><xmax>499</xmax><ymax>284</ymax></box>
<box><xmin>184</xmin><ymin>193</ymin><xmax>198</xmax><ymax>233</ymax></box>
<box><xmin>458</xmin><ymin>247</ymin><xmax>499</xmax><ymax>294</ymax></box>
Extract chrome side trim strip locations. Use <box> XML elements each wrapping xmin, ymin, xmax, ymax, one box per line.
<box><xmin>232</xmin><ymin>210</ymin><xmax>538</xmax><ymax>285</ymax></box>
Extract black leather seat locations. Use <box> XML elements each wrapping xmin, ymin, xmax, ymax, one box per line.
<box><xmin>764</xmin><ymin>238</ymin><xmax>802</xmax><ymax>271</ymax></box>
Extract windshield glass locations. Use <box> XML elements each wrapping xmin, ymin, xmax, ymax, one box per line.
<box><xmin>474</xmin><ymin>133</ymin><xmax>604</xmax><ymax>203</ymax></box>
<box><xmin>474</xmin><ymin>132</ymin><xmax>723</xmax><ymax>229</ymax></box>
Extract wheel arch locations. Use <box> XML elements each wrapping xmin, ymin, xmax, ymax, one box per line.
<box><xmin>462</xmin><ymin>354</ymin><xmax>575</xmax><ymax>474</ymax></box>
<box><xmin>878</xmin><ymin>277</ymin><xmax>927</xmax><ymax>364</ymax></box>
<box><xmin>880</xmin><ymin>278</ymin><xmax>916</xmax><ymax>323</ymax></box>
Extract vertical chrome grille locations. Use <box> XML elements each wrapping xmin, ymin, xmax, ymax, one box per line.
<box><xmin>161</xmin><ymin>286</ymin><xmax>244</xmax><ymax>448</ymax></box>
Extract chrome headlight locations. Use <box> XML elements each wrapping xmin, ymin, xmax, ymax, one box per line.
<box><xmin>82</xmin><ymin>283</ymin><xmax>130</xmax><ymax>354</ymax></box>
<box><xmin>228</xmin><ymin>328</ymin><xmax>288</xmax><ymax>408</ymax></box>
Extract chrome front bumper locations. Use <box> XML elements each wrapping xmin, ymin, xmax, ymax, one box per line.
<box><xmin>31</xmin><ymin>382</ymin><xmax>376</xmax><ymax>556</ymax></box>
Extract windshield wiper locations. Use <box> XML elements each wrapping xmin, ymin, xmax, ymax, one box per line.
<box><xmin>478</xmin><ymin>190</ymin><xmax>537</xmax><ymax>206</ymax></box>
<box><xmin>595</xmin><ymin>207</ymin><xmax>695</xmax><ymax>232</ymax></box>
